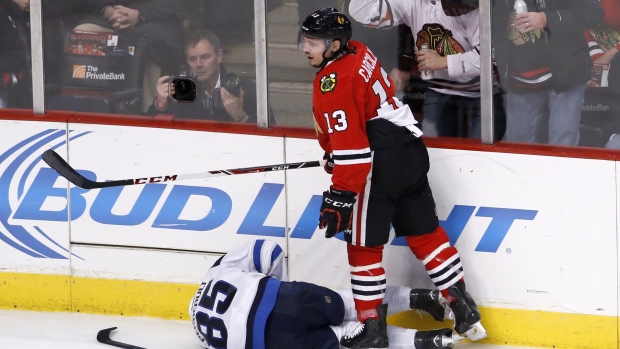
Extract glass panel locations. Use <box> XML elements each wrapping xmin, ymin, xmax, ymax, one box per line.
<box><xmin>268</xmin><ymin>0</ymin><xmax>402</xmax><ymax>128</ymax></box>
<box><xmin>43</xmin><ymin>0</ymin><xmax>263</xmax><ymax>125</ymax></box>
<box><xmin>270</xmin><ymin>0</ymin><xmax>491</xmax><ymax>141</ymax></box>
<box><xmin>377</xmin><ymin>0</ymin><xmax>488</xmax><ymax>140</ymax></box>
<box><xmin>492</xmin><ymin>0</ymin><xmax>618</xmax><ymax>149</ymax></box>
<box><xmin>0</xmin><ymin>0</ymin><xmax>32</xmax><ymax>109</ymax></box>
<box><xmin>267</xmin><ymin>0</ymin><xmax>316</xmax><ymax>128</ymax></box>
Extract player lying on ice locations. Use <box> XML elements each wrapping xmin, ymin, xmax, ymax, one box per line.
<box><xmin>189</xmin><ymin>239</ymin><xmax>465</xmax><ymax>349</ymax></box>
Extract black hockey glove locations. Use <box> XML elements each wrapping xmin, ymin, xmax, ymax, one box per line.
<box><xmin>319</xmin><ymin>187</ymin><xmax>356</xmax><ymax>238</ymax></box>
<box><xmin>323</xmin><ymin>152</ymin><xmax>334</xmax><ymax>174</ymax></box>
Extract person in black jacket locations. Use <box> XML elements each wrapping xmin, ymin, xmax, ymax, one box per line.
<box><xmin>0</xmin><ymin>0</ymin><xmax>31</xmax><ymax>109</ymax></box>
<box><xmin>147</xmin><ymin>29</ymin><xmax>275</xmax><ymax>124</ymax></box>
<box><xmin>492</xmin><ymin>0</ymin><xmax>604</xmax><ymax>146</ymax></box>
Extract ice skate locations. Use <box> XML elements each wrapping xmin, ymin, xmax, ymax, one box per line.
<box><xmin>410</xmin><ymin>289</ymin><xmax>451</xmax><ymax>321</ymax></box>
<box><xmin>413</xmin><ymin>328</ymin><xmax>464</xmax><ymax>349</ymax></box>
<box><xmin>340</xmin><ymin>304</ymin><xmax>389</xmax><ymax>348</ymax></box>
<box><xmin>446</xmin><ymin>280</ymin><xmax>487</xmax><ymax>341</ymax></box>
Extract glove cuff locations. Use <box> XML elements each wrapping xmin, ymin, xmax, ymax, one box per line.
<box><xmin>330</xmin><ymin>187</ymin><xmax>356</xmax><ymax>198</ymax></box>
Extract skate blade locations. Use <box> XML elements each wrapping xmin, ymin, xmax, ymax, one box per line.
<box><xmin>439</xmin><ymin>333</ymin><xmax>466</xmax><ymax>347</ymax></box>
<box><xmin>445</xmin><ymin>307</ymin><xmax>455</xmax><ymax>321</ymax></box>
<box><xmin>464</xmin><ymin>321</ymin><xmax>487</xmax><ymax>341</ymax></box>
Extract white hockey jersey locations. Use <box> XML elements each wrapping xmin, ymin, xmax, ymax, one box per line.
<box><xmin>349</xmin><ymin>0</ymin><xmax>482</xmax><ymax>97</ymax></box>
<box><xmin>189</xmin><ymin>239</ymin><xmax>288</xmax><ymax>349</ymax></box>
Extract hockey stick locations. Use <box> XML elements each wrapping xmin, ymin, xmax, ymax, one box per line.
<box><xmin>42</xmin><ymin>149</ymin><xmax>323</xmax><ymax>190</ymax></box>
<box><xmin>96</xmin><ymin>327</ymin><xmax>146</xmax><ymax>349</ymax></box>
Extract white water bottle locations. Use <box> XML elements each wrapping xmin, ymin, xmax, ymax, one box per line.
<box><xmin>514</xmin><ymin>0</ymin><xmax>527</xmax><ymax>14</ymax></box>
<box><xmin>419</xmin><ymin>44</ymin><xmax>434</xmax><ymax>80</ymax></box>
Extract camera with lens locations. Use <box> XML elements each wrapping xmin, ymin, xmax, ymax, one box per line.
<box><xmin>170</xmin><ymin>66</ymin><xmax>197</xmax><ymax>102</ymax></box>
<box><xmin>222</xmin><ymin>72</ymin><xmax>241</xmax><ymax>97</ymax></box>
<box><xmin>209</xmin><ymin>72</ymin><xmax>242</xmax><ymax>112</ymax></box>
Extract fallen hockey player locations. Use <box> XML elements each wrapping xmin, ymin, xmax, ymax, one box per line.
<box><xmin>189</xmin><ymin>239</ymin><xmax>465</xmax><ymax>349</ymax></box>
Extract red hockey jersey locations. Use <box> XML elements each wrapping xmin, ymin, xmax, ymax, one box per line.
<box><xmin>312</xmin><ymin>40</ymin><xmax>418</xmax><ymax>194</ymax></box>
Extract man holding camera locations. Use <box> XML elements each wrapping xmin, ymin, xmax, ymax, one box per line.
<box><xmin>147</xmin><ymin>28</ymin><xmax>275</xmax><ymax>124</ymax></box>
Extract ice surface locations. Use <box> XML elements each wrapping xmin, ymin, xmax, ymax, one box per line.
<box><xmin>0</xmin><ymin>309</ymin><xmax>544</xmax><ymax>349</ymax></box>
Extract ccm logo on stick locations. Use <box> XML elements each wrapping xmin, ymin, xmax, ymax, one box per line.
<box><xmin>134</xmin><ymin>175</ymin><xmax>178</xmax><ymax>184</ymax></box>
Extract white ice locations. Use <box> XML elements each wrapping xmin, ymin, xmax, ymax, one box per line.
<box><xmin>0</xmin><ymin>309</ymin><xmax>544</xmax><ymax>349</ymax></box>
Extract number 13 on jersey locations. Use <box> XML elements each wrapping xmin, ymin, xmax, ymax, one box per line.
<box><xmin>321</xmin><ymin>67</ymin><xmax>402</xmax><ymax>135</ymax></box>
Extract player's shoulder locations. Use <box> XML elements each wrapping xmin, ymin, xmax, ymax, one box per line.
<box><xmin>348</xmin><ymin>40</ymin><xmax>369</xmax><ymax>57</ymax></box>
<box><xmin>327</xmin><ymin>41</ymin><xmax>372</xmax><ymax>75</ymax></box>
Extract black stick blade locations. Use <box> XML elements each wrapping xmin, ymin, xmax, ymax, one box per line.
<box><xmin>42</xmin><ymin>149</ymin><xmax>133</xmax><ymax>189</ymax></box>
<box><xmin>97</xmin><ymin>327</ymin><xmax>147</xmax><ymax>349</ymax></box>
<box><xmin>42</xmin><ymin>149</ymin><xmax>89</xmax><ymax>188</ymax></box>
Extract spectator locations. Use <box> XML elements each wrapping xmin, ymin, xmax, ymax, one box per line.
<box><xmin>348</xmin><ymin>0</ymin><xmax>506</xmax><ymax>141</ymax></box>
<box><xmin>583</xmin><ymin>0</ymin><xmax>620</xmax><ymax>148</ymax></box>
<box><xmin>603</xmin><ymin>57</ymin><xmax>620</xmax><ymax>148</ymax></box>
<box><xmin>72</xmin><ymin>0</ymin><xmax>187</xmax><ymax>112</ymax></box>
<box><xmin>298</xmin><ymin>8</ymin><xmax>485</xmax><ymax>348</ymax></box>
<box><xmin>492</xmin><ymin>0</ymin><xmax>604</xmax><ymax>146</ymax></box>
<box><xmin>0</xmin><ymin>0</ymin><xmax>31</xmax><ymax>109</ymax></box>
<box><xmin>189</xmin><ymin>239</ymin><xmax>463</xmax><ymax>349</ymax></box>
<box><xmin>585</xmin><ymin>7</ymin><xmax>620</xmax><ymax>73</ymax></box>
<box><xmin>74</xmin><ymin>0</ymin><xmax>185</xmax><ymax>75</ymax></box>
<box><xmin>148</xmin><ymin>29</ymin><xmax>276</xmax><ymax>124</ymax></box>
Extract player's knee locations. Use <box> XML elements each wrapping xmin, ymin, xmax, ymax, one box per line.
<box><xmin>405</xmin><ymin>225</ymin><xmax>451</xmax><ymax>260</ymax></box>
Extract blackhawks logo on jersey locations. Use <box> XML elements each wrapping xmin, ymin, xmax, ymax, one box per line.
<box><xmin>320</xmin><ymin>73</ymin><xmax>337</xmax><ymax>94</ymax></box>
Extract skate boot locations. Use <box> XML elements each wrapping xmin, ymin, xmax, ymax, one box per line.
<box><xmin>410</xmin><ymin>289</ymin><xmax>450</xmax><ymax>321</ymax></box>
<box><xmin>446</xmin><ymin>280</ymin><xmax>487</xmax><ymax>341</ymax></box>
<box><xmin>413</xmin><ymin>328</ymin><xmax>464</xmax><ymax>349</ymax></box>
<box><xmin>340</xmin><ymin>304</ymin><xmax>389</xmax><ymax>348</ymax></box>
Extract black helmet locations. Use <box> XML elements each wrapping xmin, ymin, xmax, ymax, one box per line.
<box><xmin>298</xmin><ymin>8</ymin><xmax>352</xmax><ymax>49</ymax></box>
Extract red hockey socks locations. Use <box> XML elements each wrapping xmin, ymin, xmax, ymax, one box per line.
<box><xmin>405</xmin><ymin>226</ymin><xmax>465</xmax><ymax>299</ymax></box>
<box><xmin>347</xmin><ymin>243</ymin><xmax>385</xmax><ymax>322</ymax></box>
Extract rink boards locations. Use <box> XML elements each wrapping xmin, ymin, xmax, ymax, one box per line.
<box><xmin>0</xmin><ymin>118</ymin><xmax>617</xmax><ymax>348</ymax></box>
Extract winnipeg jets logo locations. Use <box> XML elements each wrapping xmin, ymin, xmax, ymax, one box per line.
<box><xmin>320</xmin><ymin>73</ymin><xmax>337</xmax><ymax>94</ymax></box>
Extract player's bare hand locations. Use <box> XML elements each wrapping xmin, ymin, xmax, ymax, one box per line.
<box><xmin>390</xmin><ymin>68</ymin><xmax>411</xmax><ymax>92</ymax></box>
<box><xmin>417</xmin><ymin>49</ymin><xmax>447</xmax><ymax>71</ymax></box>
<box><xmin>513</xmin><ymin>12</ymin><xmax>546</xmax><ymax>34</ymax></box>
<box><xmin>221</xmin><ymin>87</ymin><xmax>246</xmax><ymax>122</ymax></box>
<box><xmin>155</xmin><ymin>76</ymin><xmax>172</xmax><ymax>110</ymax></box>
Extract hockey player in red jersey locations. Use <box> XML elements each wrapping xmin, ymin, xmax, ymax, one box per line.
<box><xmin>298</xmin><ymin>8</ymin><xmax>486</xmax><ymax>348</ymax></box>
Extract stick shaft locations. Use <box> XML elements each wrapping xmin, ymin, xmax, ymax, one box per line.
<box><xmin>42</xmin><ymin>149</ymin><xmax>322</xmax><ymax>189</ymax></box>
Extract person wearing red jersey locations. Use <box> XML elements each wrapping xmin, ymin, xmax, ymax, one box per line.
<box><xmin>298</xmin><ymin>8</ymin><xmax>486</xmax><ymax>349</ymax></box>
